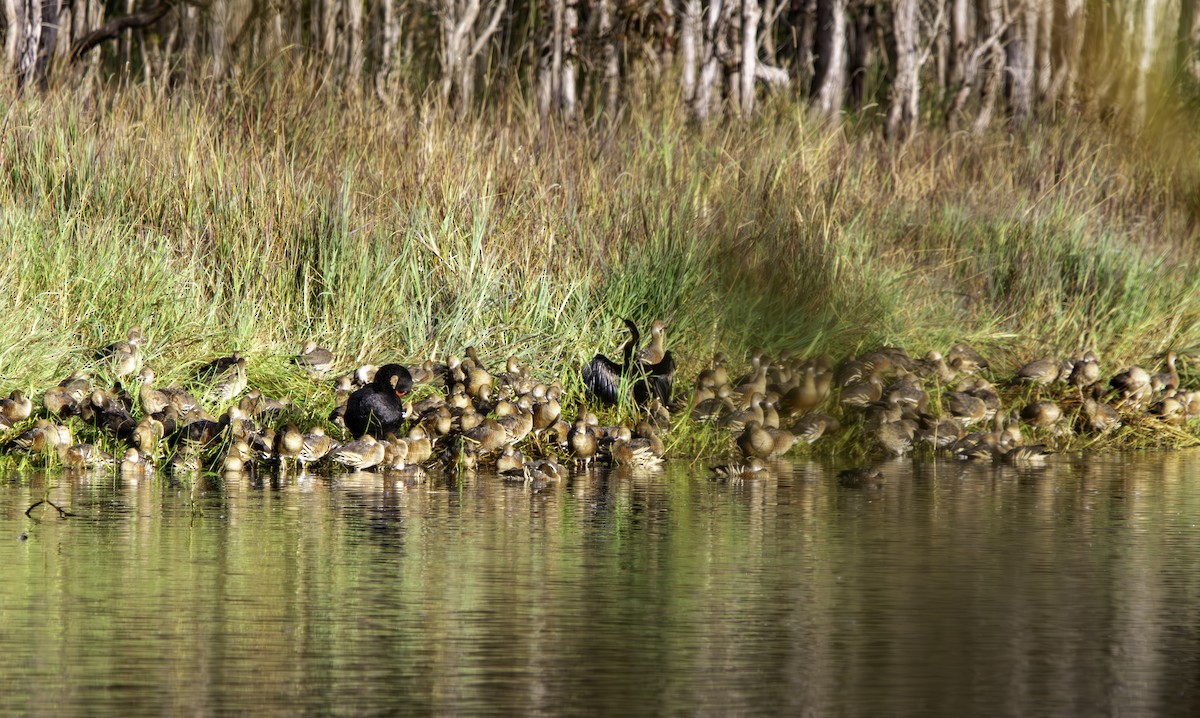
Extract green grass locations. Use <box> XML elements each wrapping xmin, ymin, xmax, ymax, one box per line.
<box><xmin>1</xmin><ymin>65</ymin><xmax>1200</xmax><ymax>459</ymax></box>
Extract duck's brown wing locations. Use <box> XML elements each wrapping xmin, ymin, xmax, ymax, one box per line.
<box><xmin>633</xmin><ymin>351</ymin><xmax>674</xmax><ymax>407</ymax></box>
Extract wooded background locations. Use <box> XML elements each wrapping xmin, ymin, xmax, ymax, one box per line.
<box><xmin>3</xmin><ymin>0</ymin><xmax>1198</xmax><ymax>135</ymax></box>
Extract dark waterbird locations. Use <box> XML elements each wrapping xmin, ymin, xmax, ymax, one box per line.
<box><xmin>345</xmin><ymin>364</ymin><xmax>413</xmax><ymax>438</ymax></box>
<box><xmin>582</xmin><ymin>318</ymin><xmax>674</xmax><ymax>407</ymax></box>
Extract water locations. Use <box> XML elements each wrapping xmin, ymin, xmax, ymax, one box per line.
<box><xmin>3</xmin><ymin>453</ymin><xmax>1200</xmax><ymax>716</ymax></box>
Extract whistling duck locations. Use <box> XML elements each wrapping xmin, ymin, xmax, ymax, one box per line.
<box><xmin>997</xmin><ymin>444</ymin><xmax>1051</xmax><ymax>466</ymax></box>
<box><xmin>838</xmin><ymin>467</ymin><xmax>884</xmax><ymax>489</ymax></box>
<box><xmin>582</xmin><ymin>318</ymin><xmax>674</xmax><ymax>407</ymax></box>
<box><xmin>636</xmin><ymin>320</ymin><xmax>668</xmax><ymax>365</ymax></box>
<box><xmin>568</xmin><ymin>418</ymin><xmax>598</xmax><ymax>465</ymax></box>
<box><xmin>332</xmin><ymin>435</ymin><xmax>387</xmax><ymax>471</ymax></box>
<box><xmin>63</xmin><ymin>443</ymin><xmax>114</xmax><ymax>470</ymax></box>
<box><xmin>1013</xmin><ymin>357</ymin><xmax>1061</xmax><ymax>386</ymax></box>
<box><xmin>1068</xmin><ymin>351</ymin><xmax>1101</xmax><ymax>396</ymax></box>
<box><xmin>736</xmin><ymin>420</ymin><xmax>775</xmax><ymax>460</ymax></box>
<box><xmin>295</xmin><ymin>341</ymin><xmax>335</xmax><ymax>375</ymax></box>
<box><xmin>947</xmin><ymin>344</ymin><xmax>989</xmax><ymax>374</ymax></box>
<box><xmin>1151</xmin><ymin>351</ymin><xmax>1180</xmax><ymax>394</ymax></box>
<box><xmin>120</xmin><ymin>448</ymin><xmax>150</xmax><ymax>477</ymax></box>
<box><xmin>0</xmin><ymin>389</ymin><xmax>32</xmax><ymax>422</ymax></box>
<box><xmin>1082</xmin><ymin>398</ymin><xmax>1121</xmax><ymax>433</ymax></box>
<box><xmin>710</xmin><ymin>457</ymin><xmax>769</xmax><ymax>482</ymax></box>
<box><xmin>275</xmin><ymin>423</ymin><xmax>304</xmax><ymax>472</ymax></box>
<box><xmin>875</xmin><ymin>420</ymin><xmax>916</xmax><ymax>457</ymax></box>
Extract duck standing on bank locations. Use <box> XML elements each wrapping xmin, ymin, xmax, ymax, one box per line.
<box><xmin>582</xmin><ymin>318</ymin><xmax>674</xmax><ymax>407</ymax></box>
<box><xmin>345</xmin><ymin>364</ymin><xmax>413</xmax><ymax>438</ymax></box>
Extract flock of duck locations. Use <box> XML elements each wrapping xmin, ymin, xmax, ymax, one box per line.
<box><xmin>0</xmin><ymin>322</ymin><xmax>1193</xmax><ymax>487</ymax></box>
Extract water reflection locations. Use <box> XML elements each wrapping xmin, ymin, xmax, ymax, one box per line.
<box><xmin>3</xmin><ymin>453</ymin><xmax>1200</xmax><ymax>715</ymax></box>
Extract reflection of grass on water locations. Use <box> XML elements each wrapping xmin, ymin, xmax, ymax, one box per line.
<box><xmin>1</xmin><ymin>72</ymin><xmax>1200</xmax><ymax>459</ymax></box>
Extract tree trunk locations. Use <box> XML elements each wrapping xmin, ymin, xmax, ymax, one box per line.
<box><xmin>1003</xmin><ymin>0</ymin><xmax>1033</xmax><ymax>122</ymax></box>
<box><xmin>846</xmin><ymin>1</ymin><xmax>871</xmax><ymax>109</ymax></box>
<box><xmin>812</xmin><ymin>0</ymin><xmax>846</xmax><ymax>117</ymax></box>
<box><xmin>321</xmin><ymin>0</ymin><xmax>338</xmax><ymax>60</ymax></box>
<box><xmin>794</xmin><ymin>0</ymin><xmax>817</xmax><ymax>85</ymax></box>
<box><xmin>1133</xmin><ymin>0</ymin><xmax>1161</xmax><ymax>128</ymax></box>
<box><xmin>4</xmin><ymin>0</ymin><xmax>25</xmax><ymax>73</ymax></box>
<box><xmin>537</xmin><ymin>0</ymin><xmax>561</xmax><ymax>119</ymax></box>
<box><xmin>694</xmin><ymin>0</ymin><xmax>724</xmax><ymax>123</ymax></box>
<box><xmin>599</xmin><ymin>0</ymin><xmax>619</xmax><ymax>117</ymax></box>
<box><xmin>121</xmin><ymin>0</ymin><xmax>132</xmax><ymax>70</ymax></box>
<box><xmin>761</xmin><ymin>0</ymin><xmax>778</xmax><ymax>64</ymax></box>
<box><xmin>16</xmin><ymin>0</ymin><xmax>42</xmax><ymax>88</ymax></box>
<box><xmin>562</xmin><ymin>0</ymin><xmax>577</xmax><ymax>120</ymax></box>
<box><xmin>1179</xmin><ymin>0</ymin><xmax>1200</xmax><ymax>86</ymax></box>
<box><xmin>659</xmin><ymin>0</ymin><xmax>675</xmax><ymax>72</ymax></box>
<box><xmin>346</xmin><ymin>0</ymin><xmax>363</xmax><ymax>87</ymax></box>
<box><xmin>1034</xmin><ymin>0</ymin><xmax>1053</xmax><ymax>101</ymax></box>
<box><xmin>210</xmin><ymin>0</ymin><xmax>228</xmax><ymax>79</ymax></box>
<box><xmin>886</xmin><ymin>0</ymin><xmax>919</xmax><ymax>140</ymax></box>
<box><xmin>1050</xmin><ymin>0</ymin><xmax>1085</xmax><ymax>108</ymax></box>
<box><xmin>741</xmin><ymin>0</ymin><xmax>761</xmax><ymax>117</ymax></box>
<box><xmin>377</xmin><ymin>0</ymin><xmax>402</xmax><ymax>101</ymax></box>
<box><xmin>36</xmin><ymin>0</ymin><xmax>60</xmax><ymax>79</ymax></box>
<box><xmin>57</xmin><ymin>3</ymin><xmax>72</xmax><ymax>61</ymax></box>
<box><xmin>181</xmin><ymin>3</ymin><xmax>198</xmax><ymax>67</ymax></box>
<box><xmin>266</xmin><ymin>0</ymin><xmax>284</xmax><ymax>56</ymax></box>
<box><xmin>681</xmin><ymin>0</ymin><xmax>701</xmax><ymax>104</ymax></box>
<box><xmin>973</xmin><ymin>0</ymin><xmax>1004</xmax><ymax>133</ymax></box>
<box><xmin>723</xmin><ymin>0</ymin><xmax>740</xmax><ymax>112</ymax></box>
<box><xmin>947</xmin><ymin>0</ymin><xmax>969</xmax><ymax>89</ymax></box>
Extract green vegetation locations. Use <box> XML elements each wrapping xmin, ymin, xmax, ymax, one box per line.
<box><xmin>2</xmin><ymin>67</ymin><xmax>1199</xmax><ymax>458</ymax></box>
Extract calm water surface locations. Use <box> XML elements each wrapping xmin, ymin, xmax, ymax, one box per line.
<box><xmin>3</xmin><ymin>453</ymin><xmax>1200</xmax><ymax>716</ymax></box>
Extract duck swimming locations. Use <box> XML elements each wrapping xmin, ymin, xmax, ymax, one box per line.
<box><xmin>345</xmin><ymin>364</ymin><xmax>413</xmax><ymax>438</ymax></box>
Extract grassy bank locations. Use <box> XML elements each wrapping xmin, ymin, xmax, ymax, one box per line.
<box><xmin>1</xmin><ymin>68</ymin><xmax>1199</xmax><ymax>457</ymax></box>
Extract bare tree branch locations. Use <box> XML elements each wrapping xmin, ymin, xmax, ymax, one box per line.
<box><xmin>469</xmin><ymin>0</ymin><xmax>504</xmax><ymax>60</ymax></box>
<box><xmin>70</xmin><ymin>0</ymin><xmax>180</xmax><ymax>61</ymax></box>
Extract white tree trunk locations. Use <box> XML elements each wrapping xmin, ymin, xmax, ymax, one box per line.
<box><xmin>210</xmin><ymin>0</ymin><xmax>228</xmax><ymax>79</ymax></box>
<box><xmin>1003</xmin><ymin>0</ymin><xmax>1033</xmax><ymax>121</ymax></box>
<box><xmin>695</xmin><ymin>0</ymin><xmax>724</xmax><ymax>123</ymax></box>
<box><xmin>346</xmin><ymin>0</ymin><xmax>364</xmax><ymax>87</ymax></box>
<box><xmin>1050</xmin><ymin>0</ymin><xmax>1085</xmax><ymax>108</ymax></box>
<box><xmin>322</xmin><ymin>0</ymin><xmax>339</xmax><ymax>60</ymax></box>
<box><xmin>1034</xmin><ymin>0</ymin><xmax>1052</xmax><ymax>100</ymax></box>
<box><xmin>377</xmin><ymin>0</ymin><xmax>403</xmax><ymax>101</ymax></box>
<box><xmin>741</xmin><ymin>0</ymin><xmax>761</xmax><ymax>117</ymax></box>
<box><xmin>4</xmin><ymin>0</ymin><xmax>24</xmax><ymax>73</ymax></box>
<box><xmin>436</xmin><ymin>0</ymin><xmax>506</xmax><ymax>108</ymax></box>
<box><xmin>536</xmin><ymin>0</ymin><xmax>561</xmax><ymax>119</ymax></box>
<box><xmin>812</xmin><ymin>0</ymin><xmax>846</xmax><ymax>117</ymax></box>
<box><xmin>562</xmin><ymin>0</ymin><xmax>577</xmax><ymax>120</ymax></box>
<box><xmin>947</xmin><ymin>0</ymin><xmax>969</xmax><ymax>88</ymax></box>
<box><xmin>17</xmin><ymin>0</ymin><xmax>42</xmax><ymax>87</ymax></box>
<box><xmin>886</xmin><ymin>0</ymin><xmax>919</xmax><ymax>139</ymax></box>
<box><xmin>1134</xmin><ymin>0</ymin><xmax>1162</xmax><ymax>128</ymax></box>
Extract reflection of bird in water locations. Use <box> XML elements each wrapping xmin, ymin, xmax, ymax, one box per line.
<box><xmin>710</xmin><ymin>457</ymin><xmax>769</xmax><ymax>482</ymax></box>
<box><xmin>837</xmin><ymin>466</ymin><xmax>884</xmax><ymax>489</ymax></box>
<box><xmin>582</xmin><ymin>318</ymin><xmax>674</xmax><ymax>407</ymax></box>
